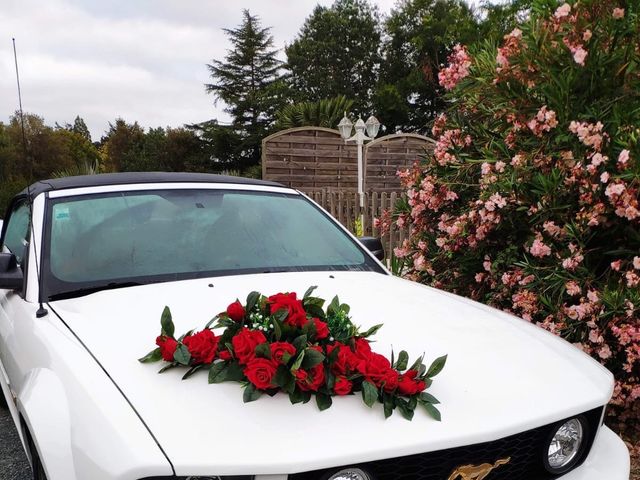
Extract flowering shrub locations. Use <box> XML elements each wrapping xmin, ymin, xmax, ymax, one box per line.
<box><xmin>384</xmin><ymin>0</ymin><xmax>639</xmax><ymax>437</ymax></box>
<box><xmin>140</xmin><ymin>287</ymin><xmax>446</xmax><ymax>420</ymax></box>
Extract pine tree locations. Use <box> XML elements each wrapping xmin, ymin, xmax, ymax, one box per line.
<box><xmin>205</xmin><ymin>10</ymin><xmax>282</xmax><ymax>169</ymax></box>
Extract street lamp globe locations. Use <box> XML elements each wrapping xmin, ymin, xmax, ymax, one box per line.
<box><xmin>365</xmin><ymin>115</ymin><xmax>380</xmax><ymax>138</ymax></box>
<box><xmin>354</xmin><ymin>117</ymin><xmax>366</xmax><ymax>134</ymax></box>
<box><xmin>338</xmin><ymin>113</ymin><xmax>353</xmax><ymax>139</ymax></box>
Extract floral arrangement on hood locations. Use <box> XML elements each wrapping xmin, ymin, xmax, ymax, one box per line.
<box><xmin>140</xmin><ymin>287</ymin><xmax>446</xmax><ymax>421</ymax></box>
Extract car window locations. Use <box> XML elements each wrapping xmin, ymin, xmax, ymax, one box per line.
<box><xmin>3</xmin><ymin>201</ymin><xmax>30</xmax><ymax>266</ymax></box>
<box><xmin>44</xmin><ymin>189</ymin><xmax>382</xmax><ymax>298</ymax></box>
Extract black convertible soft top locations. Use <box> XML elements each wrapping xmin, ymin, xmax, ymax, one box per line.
<box><xmin>19</xmin><ymin>172</ymin><xmax>285</xmax><ymax>200</ymax></box>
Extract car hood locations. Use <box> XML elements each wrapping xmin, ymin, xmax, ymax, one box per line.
<box><xmin>50</xmin><ymin>271</ymin><xmax>612</xmax><ymax>476</ymax></box>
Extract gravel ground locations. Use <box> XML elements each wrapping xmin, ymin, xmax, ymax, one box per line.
<box><xmin>0</xmin><ymin>407</ymin><xmax>31</xmax><ymax>480</ymax></box>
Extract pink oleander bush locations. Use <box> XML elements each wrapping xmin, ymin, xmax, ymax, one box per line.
<box><xmin>380</xmin><ymin>0</ymin><xmax>640</xmax><ymax>440</ymax></box>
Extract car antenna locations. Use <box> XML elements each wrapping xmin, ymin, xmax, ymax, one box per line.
<box><xmin>13</xmin><ymin>38</ymin><xmax>47</xmax><ymax>318</ymax></box>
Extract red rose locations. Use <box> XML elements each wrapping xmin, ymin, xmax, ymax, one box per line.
<box><xmin>244</xmin><ymin>358</ymin><xmax>278</xmax><ymax>390</ymax></box>
<box><xmin>218</xmin><ymin>350</ymin><xmax>232</xmax><ymax>361</ymax></box>
<box><xmin>183</xmin><ymin>329</ymin><xmax>219</xmax><ymax>364</ymax></box>
<box><xmin>268</xmin><ymin>292</ymin><xmax>308</xmax><ymax>328</ymax></box>
<box><xmin>353</xmin><ymin>338</ymin><xmax>372</xmax><ymax>361</ymax></box>
<box><xmin>226</xmin><ymin>300</ymin><xmax>245</xmax><ymax>322</ymax></box>
<box><xmin>397</xmin><ymin>369</ymin><xmax>427</xmax><ymax>396</ymax></box>
<box><xmin>334</xmin><ymin>376</ymin><xmax>353</xmax><ymax>395</ymax></box>
<box><xmin>382</xmin><ymin>369</ymin><xmax>400</xmax><ymax>393</ymax></box>
<box><xmin>313</xmin><ymin>318</ymin><xmax>330</xmax><ymax>340</ymax></box>
<box><xmin>156</xmin><ymin>335</ymin><xmax>178</xmax><ymax>362</ymax></box>
<box><xmin>326</xmin><ymin>342</ymin><xmax>359</xmax><ymax>375</ymax></box>
<box><xmin>270</xmin><ymin>342</ymin><xmax>296</xmax><ymax>364</ymax></box>
<box><xmin>295</xmin><ymin>363</ymin><xmax>325</xmax><ymax>392</ymax></box>
<box><xmin>231</xmin><ymin>328</ymin><xmax>267</xmax><ymax>365</ymax></box>
<box><xmin>358</xmin><ymin>352</ymin><xmax>392</xmax><ymax>387</ymax></box>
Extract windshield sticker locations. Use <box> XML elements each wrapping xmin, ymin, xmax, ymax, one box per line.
<box><xmin>55</xmin><ymin>208</ymin><xmax>70</xmax><ymax>220</ymax></box>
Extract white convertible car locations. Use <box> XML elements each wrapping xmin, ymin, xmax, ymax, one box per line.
<box><xmin>0</xmin><ymin>173</ymin><xmax>630</xmax><ymax>480</ymax></box>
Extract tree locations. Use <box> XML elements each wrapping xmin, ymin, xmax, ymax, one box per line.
<box><xmin>285</xmin><ymin>0</ymin><xmax>382</xmax><ymax>113</ymax></box>
<box><xmin>275</xmin><ymin>96</ymin><xmax>354</xmax><ymax>129</ymax></box>
<box><xmin>376</xmin><ymin>0</ymin><xmax>480</xmax><ymax>133</ymax></box>
<box><xmin>205</xmin><ymin>10</ymin><xmax>282</xmax><ymax>169</ymax></box>
<box><xmin>100</xmin><ymin>119</ymin><xmax>146</xmax><ymax>172</ymax></box>
<box><xmin>385</xmin><ymin>0</ymin><xmax>639</xmax><ymax>435</ymax></box>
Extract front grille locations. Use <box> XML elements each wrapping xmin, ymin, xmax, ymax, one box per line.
<box><xmin>290</xmin><ymin>407</ymin><xmax>603</xmax><ymax>480</ymax></box>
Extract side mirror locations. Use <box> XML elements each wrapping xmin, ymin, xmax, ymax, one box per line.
<box><xmin>358</xmin><ymin>236</ymin><xmax>385</xmax><ymax>261</ymax></box>
<box><xmin>0</xmin><ymin>253</ymin><xmax>24</xmax><ymax>290</ymax></box>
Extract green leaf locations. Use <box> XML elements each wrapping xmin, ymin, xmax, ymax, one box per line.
<box><xmin>361</xmin><ymin>323</ymin><xmax>383</xmax><ymax>338</ymax></box>
<box><xmin>383</xmin><ymin>393</ymin><xmax>395</xmax><ymax>419</ymax></box>
<box><xmin>419</xmin><ymin>392</ymin><xmax>440</xmax><ymax>404</ymax></box>
<box><xmin>408</xmin><ymin>354</ymin><xmax>425</xmax><ymax>372</ymax></box>
<box><xmin>225</xmin><ymin>361</ymin><xmax>246</xmax><ymax>381</ymax></box>
<box><xmin>303</xmin><ymin>286</ymin><xmax>318</xmax><ymax>298</ymax></box>
<box><xmin>395</xmin><ymin>350</ymin><xmax>409</xmax><ymax>371</ymax></box>
<box><xmin>160</xmin><ymin>306</ymin><xmax>175</xmax><ymax>338</ymax></box>
<box><xmin>243</xmin><ymin>384</ymin><xmax>262</xmax><ymax>403</ymax></box>
<box><xmin>208</xmin><ymin>362</ymin><xmax>228</xmax><ymax>383</ymax></box>
<box><xmin>396</xmin><ymin>398</ymin><xmax>415</xmax><ymax>421</ymax></box>
<box><xmin>138</xmin><ymin>348</ymin><xmax>162</xmax><ymax>363</ymax></box>
<box><xmin>301</xmin><ymin>348</ymin><xmax>325</xmax><ymax>369</ymax></box>
<box><xmin>255</xmin><ymin>342</ymin><xmax>271</xmax><ymax>359</ymax></box>
<box><xmin>204</xmin><ymin>316</ymin><xmax>218</xmax><ymax>329</ymax></box>
<box><xmin>182</xmin><ymin>364</ymin><xmax>205</xmax><ymax>380</ymax></box>
<box><xmin>426</xmin><ymin>354</ymin><xmax>448</xmax><ymax>378</ymax></box>
<box><xmin>274</xmin><ymin>365</ymin><xmax>291</xmax><ymax>387</ymax></box>
<box><xmin>316</xmin><ymin>393</ymin><xmax>332</xmax><ymax>411</ymax></box>
<box><xmin>421</xmin><ymin>401</ymin><xmax>442</xmax><ymax>421</ymax></box>
<box><xmin>246</xmin><ymin>291</ymin><xmax>260</xmax><ymax>313</ymax></box>
<box><xmin>361</xmin><ymin>381</ymin><xmax>378</xmax><ymax>408</ymax></box>
<box><xmin>304</xmin><ymin>303</ymin><xmax>326</xmax><ymax>319</ymax></box>
<box><xmin>328</xmin><ymin>295</ymin><xmax>340</xmax><ymax>316</ymax></box>
<box><xmin>292</xmin><ymin>334</ymin><xmax>308</xmax><ymax>352</ymax></box>
<box><xmin>289</xmin><ymin>389</ymin><xmax>304</xmax><ymax>404</ymax></box>
<box><xmin>158</xmin><ymin>363</ymin><xmax>177</xmax><ymax>374</ymax></box>
<box><xmin>273</xmin><ymin>317</ymin><xmax>282</xmax><ymax>340</ymax></box>
<box><xmin>173</xmin><ymin>344</ymin><xmax>191</xmax><ymax>365</ymax></box>
<box><xmin>291</xmin><ymin>351</ymin><xmax>305</xmax><ymax>372</ymax></box>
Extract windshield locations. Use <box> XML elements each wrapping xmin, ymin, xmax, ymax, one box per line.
<box><xmin>42</xmin><ymin>189</ymin><xmax>383</xmax><ymax>300</ymax></box>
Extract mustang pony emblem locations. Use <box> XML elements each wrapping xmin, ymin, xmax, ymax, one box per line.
<box><xmin>447</xmin><ymin>457</ymin><xmax>511</xmax><ymax>480</ymax></box>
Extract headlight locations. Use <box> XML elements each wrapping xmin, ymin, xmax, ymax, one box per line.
<box><xmin>545</xmin><ymin>417</ymin><xmax>585</xmax><ymax>473</ymax></box>
<box><xmin>328</xmin><ymin>468</ymin><xmax>372</xmax><ymax>480</ymax></box>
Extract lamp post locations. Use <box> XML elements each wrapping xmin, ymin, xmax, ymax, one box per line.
<box><xmin>338</xmin><ymin>113</ymin><xmax>381</xmax><ymax>229</ymax></box>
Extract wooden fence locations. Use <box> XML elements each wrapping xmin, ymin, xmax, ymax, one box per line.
<box><xmin>301</xmin><ymin>189</ymin><xmax>409</xmax><ymax>261</ymax></box>
<box><xmin>263</xmin><ymin>127</ymin><xmax>434</xmax><ymax>193</ymax></box>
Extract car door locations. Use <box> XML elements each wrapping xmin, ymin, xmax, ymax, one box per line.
<box><xmin>0</xmin><ymin>198</ymin><xmax>32</xmax><ymax>409</ymax></box>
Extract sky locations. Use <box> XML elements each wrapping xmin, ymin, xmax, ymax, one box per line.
<box><xmin>1</xmin><ymin>0</ymin><xmax>473</xmax><ymax>141</ymax></box>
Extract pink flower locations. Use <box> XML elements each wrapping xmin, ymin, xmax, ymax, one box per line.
<box><xmin>605</xmin><ymin>182</ymin><xmax>625</xmax><ymax>198</ymax></box>
<box><xmin>617</xmin><ymin>149</ymin><xmax>630</xmax><ymax>166</ymax></box>
<box><xmin>495</xmin><ymin>161</ymin><xmax>506</xmax><ymax>172</ymax></box>
<box><xmin>611</xmin><ymin>260</ymin><xmax>622</xmax><ymax>271</ymax></box>
<box><xmin>634</xmin><ymin>257</ymin><xmax>640</xmax><ymax>270</ymax></box>
<box><xmin>566</xmin><ymin>281</ymin><xmax>581</xmax><ymax>296</ymax></box>
<box><xmin>600</xmin><ymin>172</ymin><xmax>610</xmax><ymax>183</ymax></box>
<box><xmin>438</xmin><ymin>44</ymin><xmax>472</xmax><ymax>90</ymax></box>
<box><xmin>582</xmin><ymin>29</ymin><xmax>592</xmax><ymax>42</ymax></box>
<box><xmin>529</xmin><ymin>238</ymin><xmax>552</xmax><ymax>258</ymax></box>
<box><xmin>554</xmin><ymin>3</ymin><xmax>571</xmax><ymax>19</ymax></box>
<box><xmin>573</xmin><ymin>47</ymin><xmax>588</xmax><ymax>66</ymax></box>
<box><xmin>626</xmin><ymin>271</ymin><xmax>640</xmax><ymax>287</ymax></box>
<box><xmin>612</xmin><ymin>8</ymin><xmax>625</xmax><ymax>19</ymax></box>
<box><xmin>511</xmin><ymin>154</ymin><xmax>525</xmax><ymax>167</ymax></box>
<box><xmin>598</xmin><ymin>345</ymin><xmax>612</xmax><ymax>360</ymax></box>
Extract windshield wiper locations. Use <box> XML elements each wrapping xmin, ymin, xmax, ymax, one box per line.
<box><xmin>48</xmin><ymin>281</ymin><xmax>144</xmax><ymax>301</ymax></box>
